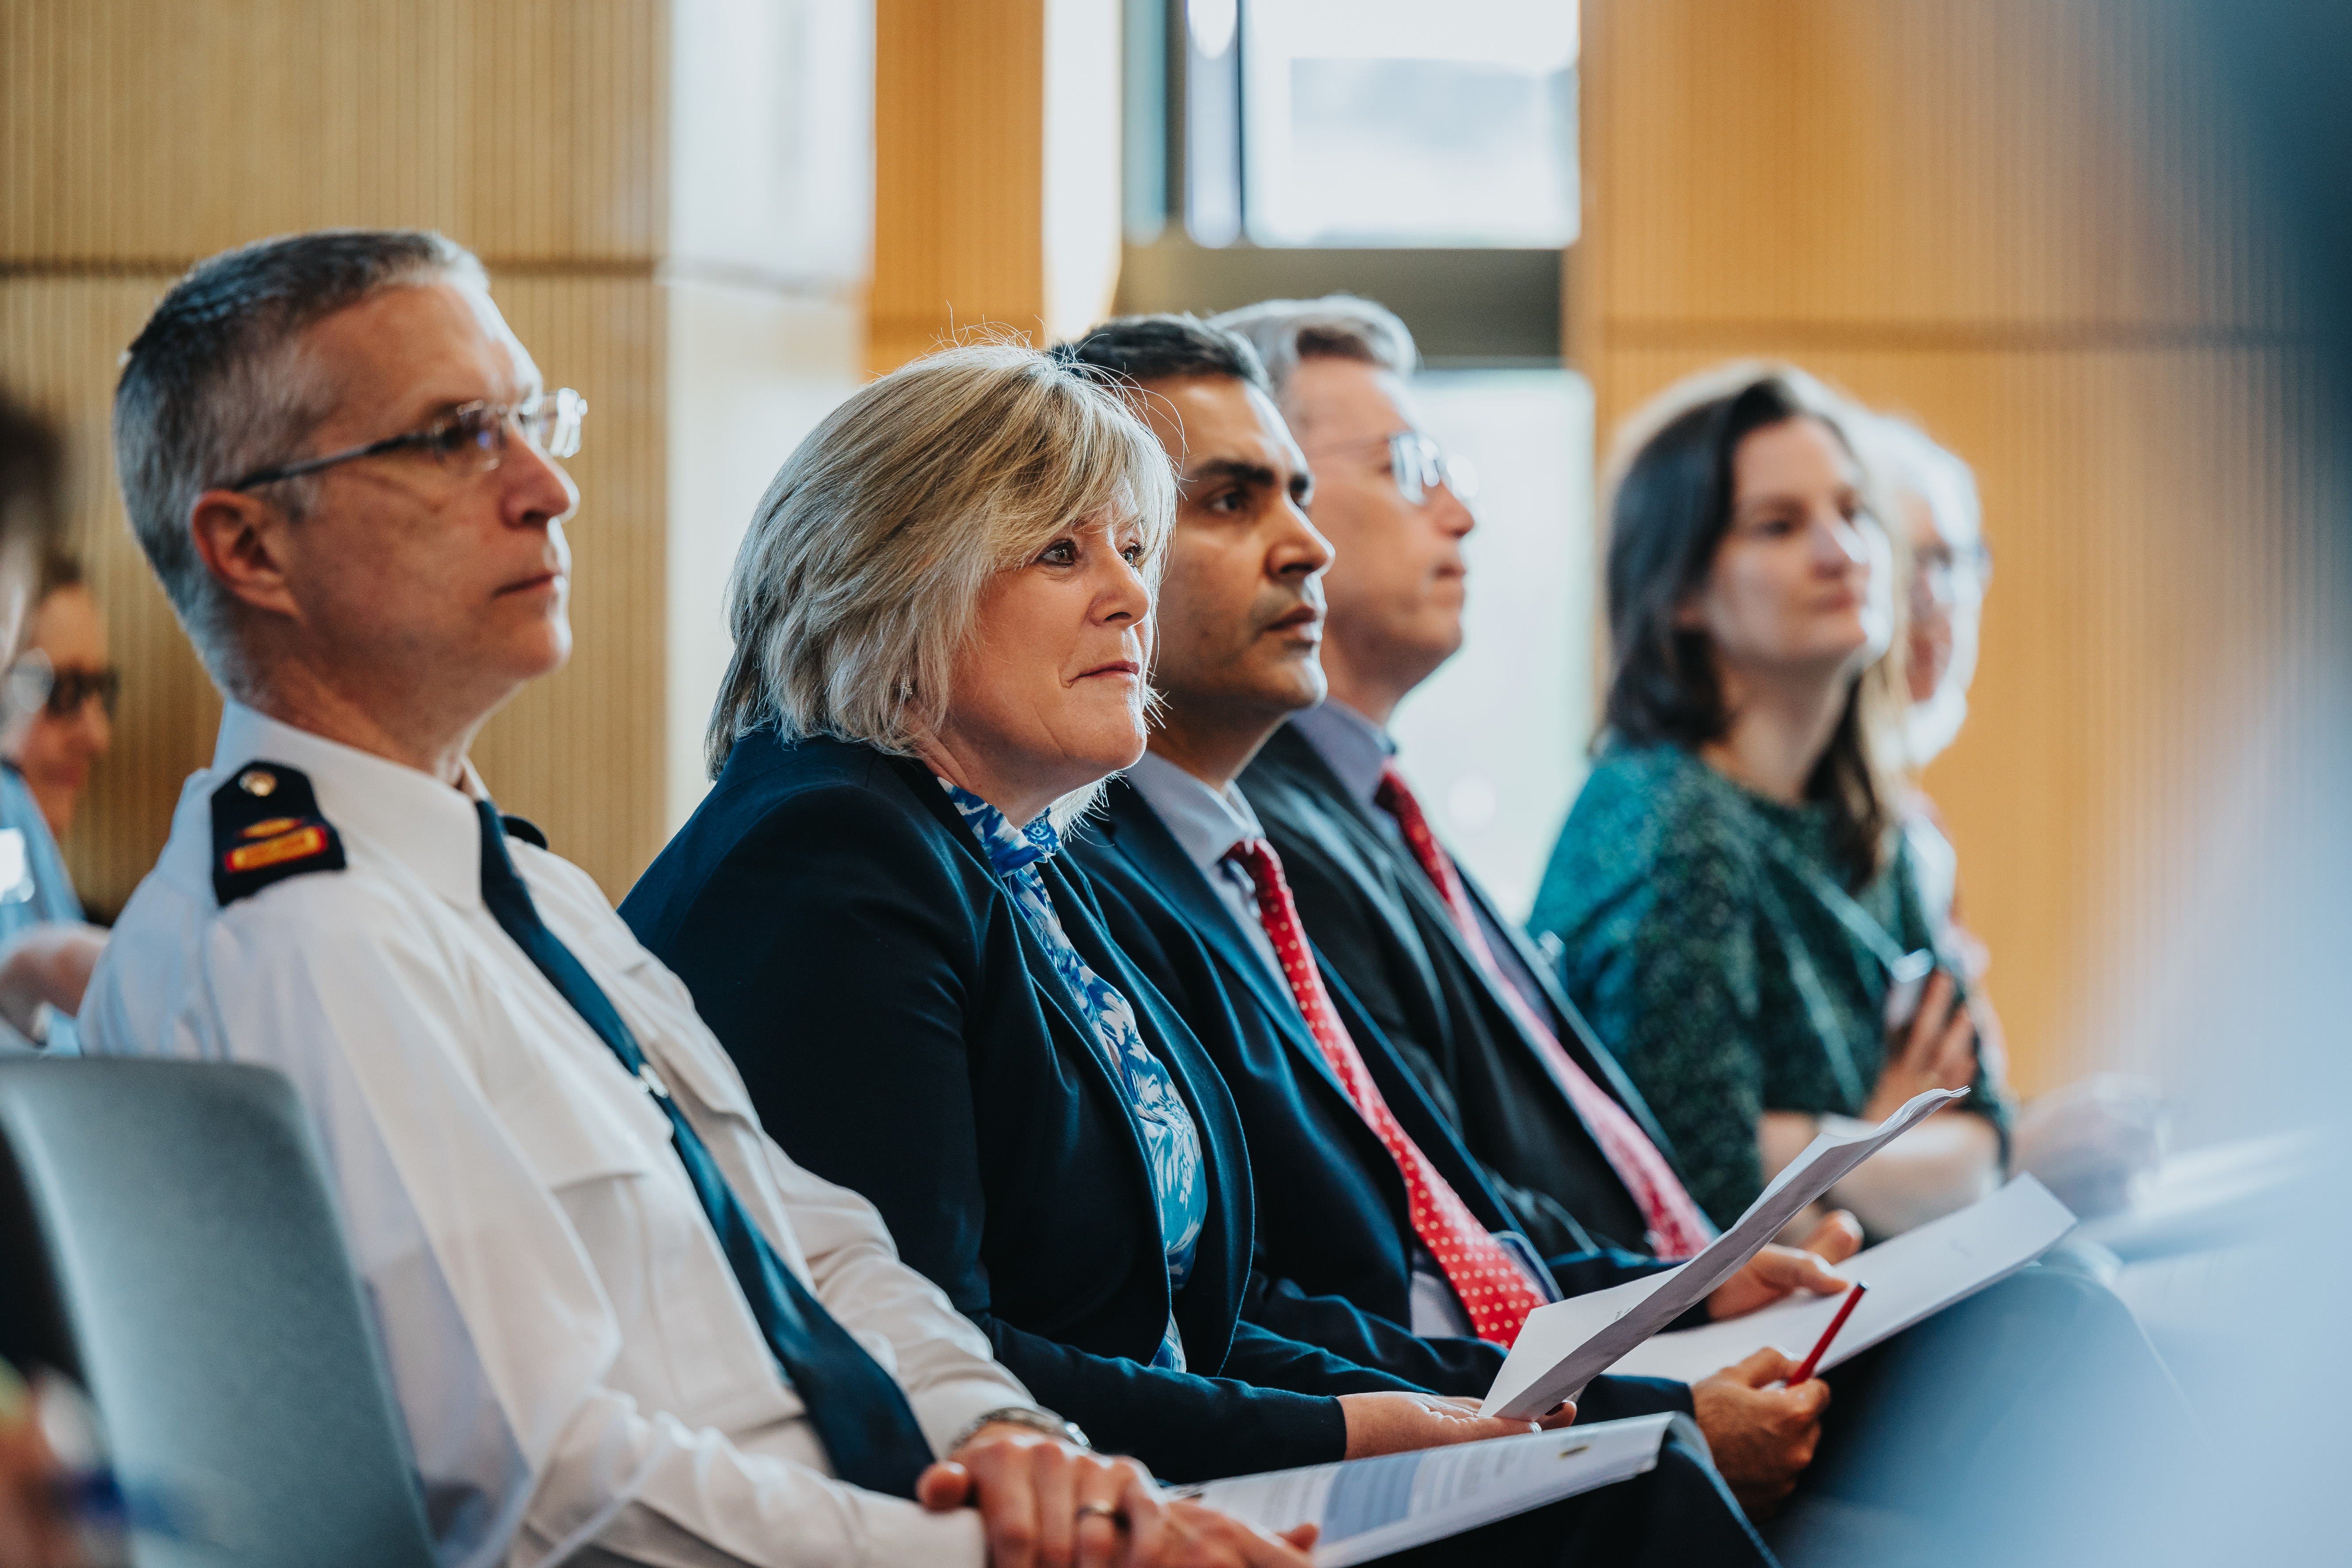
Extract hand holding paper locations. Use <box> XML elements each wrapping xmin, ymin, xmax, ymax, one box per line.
<box><xmin>1604</xmin><ymin>1176</ymin><xmax>2076</xmax><ymax>1385</ymax></box>
<box><xmin>1174</xmin><ymin>1415</ymin><xmax>1696</xmax><ymax>1567</ymax></box>
<box><xmin>1481</xmin><ymin>1087</ymin><xmax>1968</xmax><ymax>1420</ymax></box>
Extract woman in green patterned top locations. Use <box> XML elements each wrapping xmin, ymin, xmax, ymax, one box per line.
<box><xmin>1531</xmin><ymin>367</ymin><xmax>2009</xmax><ymax>1233</ymax></box>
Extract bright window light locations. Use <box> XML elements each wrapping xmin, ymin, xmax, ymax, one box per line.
<box><xmin>1241</xmin><ymin>0</ymin><xmax>1579</xmax><ymax>248</ymax></box>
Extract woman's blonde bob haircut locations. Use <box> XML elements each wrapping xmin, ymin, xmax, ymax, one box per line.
<box><xmin>706</xmin><ymin>341</ymin><xmax>1176</xmax><ymax>784</ymax></box>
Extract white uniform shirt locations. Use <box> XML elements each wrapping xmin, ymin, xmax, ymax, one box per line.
<box><xmin>81</xmin><ymin>703</ymin><xmax>1036</xmax><ymax>1568</ymax></box>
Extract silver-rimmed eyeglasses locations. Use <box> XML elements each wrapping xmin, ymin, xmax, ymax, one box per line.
<box><xmin>1309</xmin><ymin>431</ymin><xmax>1479</xmax><ymax>507</ymax></box>
<box><xmin>223</xmin><ymin>387</ymin><xmax>586</xmax><ymax>493</ymax></box>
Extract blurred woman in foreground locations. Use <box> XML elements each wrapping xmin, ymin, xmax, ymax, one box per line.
<box><xmin>1531</xmin><ymin>366</ymin><xmax>2009</xmax><ymax>1237</ymax></box>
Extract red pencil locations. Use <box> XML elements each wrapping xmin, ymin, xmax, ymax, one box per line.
<box><xmin>1788</xmin><ymin>1282</ymin><xmax>1868</xmax><ymax>1385</ymax></box>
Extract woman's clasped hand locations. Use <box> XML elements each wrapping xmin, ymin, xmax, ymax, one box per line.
<box><xmin>1862</xmin><ymin>967</ymin><xmax>1980</xmax><ymax>1125</ymax></box>
<box><xmin>918</xmin><ymin>1425</ymin><xmax>1316</xmax><ymax>1568</ymax></box>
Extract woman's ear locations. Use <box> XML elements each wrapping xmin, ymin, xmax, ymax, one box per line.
<box><xmin>188</xmin><ymin>489</ymin><xmax>303</xmax><ymax>619</ymax></box>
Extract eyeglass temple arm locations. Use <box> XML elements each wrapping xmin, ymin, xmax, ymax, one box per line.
<box><xmin>226</xmin><ymin>429</ymin><xmax>425</xmax><ymax>493</ymax></box>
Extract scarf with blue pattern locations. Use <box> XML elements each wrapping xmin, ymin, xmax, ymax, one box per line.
<box><xmin>941</xmin><ymin>781</ymin><xmax>1205</xmax><ymax>1372</ymax></box>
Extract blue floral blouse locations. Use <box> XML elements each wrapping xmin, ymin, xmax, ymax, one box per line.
<box><xmin>942</xmin><ymin>782</ymin><xmax>1207</xmax><ymax>1372</ymax></box>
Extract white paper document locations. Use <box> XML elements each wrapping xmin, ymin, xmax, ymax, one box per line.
<box><xmin>1604</xmin><ymin>1175</ymin><xmax>2077</xmax><ymax>1383</ymax></box>
<box><xmin>1482</xmin><ymin>1087</ymin><xmax>1968</xmax><ymax>1419</ymax></box>
<box><xmin>1174</xmin><ymin>1414</ymin><xmax>1694</xmax><ymax>1567</ymax></box>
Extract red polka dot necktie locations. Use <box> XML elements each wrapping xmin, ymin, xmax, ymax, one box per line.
<box><xmin>1224</xmin><ymin>836</ymin><xmax>1545</xmax><ymax>1347</ymax></box>
<box><xmin>1374</xmin><ymin>764</ymin><xmax>1716</xmax><ymax>1259</ymax></box>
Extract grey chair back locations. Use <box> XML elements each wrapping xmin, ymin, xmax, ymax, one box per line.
<box><xmin>0</xmin><ymin>1058</ymin><xmax>435</xmax><ymax>1567</ymax></box>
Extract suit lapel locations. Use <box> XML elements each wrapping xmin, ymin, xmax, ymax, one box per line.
<box><xmin>1457</xmin><ymin>869</ymin><xmax>1690</xmax><ymax>1175</ymax></box>
<box><xmin>1101</xmin><ymin>783</ymin><xmax>1531</xmax><ymax>1254</ymax></box>
<box><xmin>1253</xmin><ymin>727</ymin><xmax>1656</xmax><ymax>1164</ymax></box>
<box><xmin>893</xmin><ymin>758</ymin><xmax>1169</xmax><ymax>1249</ymax></box>
<box><xmin>1247</xmin><ymin>735</ymin><xmax>1455</xmax><ymax>1009</ymax></box>
<box><xmin>1260</xmin><ymin>730</ymin><xmax>1517</xmax><ymax>1043</ymax></box>
<box><xmin>1100</xmin><ymin>782</ymin><xmax>1362</xmax><ymax>1113</ymax></box>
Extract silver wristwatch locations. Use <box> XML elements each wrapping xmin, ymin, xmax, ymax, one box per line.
<box><xmin>950</xmin><ymin>1405</ymin><xmax>1092</xmax><ymax>1454</ymax></box>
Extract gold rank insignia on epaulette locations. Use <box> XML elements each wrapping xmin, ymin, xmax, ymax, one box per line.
<box><xmin>210</xmin><ymin>762</ymin><xmax>348</xmax><ymax>906</ymax></box>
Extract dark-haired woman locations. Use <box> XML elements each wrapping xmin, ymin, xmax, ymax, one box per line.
<box><xmin>1530</xmin><ymin>367</ymin><xmax>2009</xmax><ymax>1236</ymax></box>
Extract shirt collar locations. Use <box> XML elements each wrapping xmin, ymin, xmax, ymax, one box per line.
<box><xmin>1286</xmin><ymin>699</ymin><xmax>1395</xmax><ymax>811</ymax></box>
<box><xmin>1124</xmin><ymin>751</ymin><xmax>1266</xmax><ymax>876</ymax></box>
<box><xmin>937</xmin><ymin>778</ymin><xmax>1060</xmax><ymax>876</ymax></box>
<box><xmin>210</xmin><ymin>700</ymin><xmax>492</xmax><ymax>910</ymax></box>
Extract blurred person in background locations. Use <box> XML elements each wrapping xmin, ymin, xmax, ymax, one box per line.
<box><xmin>1871</xmin><ymin>415</ymin><xmax>2164</xmax><ymax>1220</ymax></box>
<box><xmin>0</xmin><ymin>396</ymin><xmax>107</xmax><ymax>1054</ymax></box>
<box><xmin>1531</xmin><ymin>366</ymin><xmax>2010</xmax><ymax>1240</ymax></box>
<box><xmin>10</xmin><ymin>554</ymin><xmax>115</xmax><ymax>845</ymax></box>
<box><xmin>1056</xmin><ymin>313</ymin><xmax>1848</xmax><ymax>1545</ymax></box>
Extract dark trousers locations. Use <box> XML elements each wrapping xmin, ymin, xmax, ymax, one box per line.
<box><xmin>1767</xmin><ymin>1264</ymin><xmax>2206</xmax><ymax>1567</ymax></box>
<box><xmin>1367</xmin><ymin>1432</ymin><xmax>1778</xmax><ymax>1568</ymax></box>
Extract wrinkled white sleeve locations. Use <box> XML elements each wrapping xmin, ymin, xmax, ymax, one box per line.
<box><xmin>537</xmin><ymin>856</ymin><xmax>1047</xmax><ymax>1458</ymax></box>
<box><xmin>82</xmin><ymin>872</ymin><xmax>987</xmax><ymax>1568</ymax></box>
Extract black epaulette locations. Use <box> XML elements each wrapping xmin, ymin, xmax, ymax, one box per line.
<box><xmin>211</xmin><ymin>761</ymin><xmax>348</xmax><ymax>906</ymax></box>
<box><xmin>500</xmin><ymin>815</ymin><xmax>549</xmax><ymax>850</ymax></box>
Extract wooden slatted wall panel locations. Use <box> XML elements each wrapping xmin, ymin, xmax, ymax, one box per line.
<box><xmin>0</xmin><ymin>0</ymin><xmax>670</xmax><ymax>910</ymax></box>
<box><xmin>1577</xmin><ymin>0</ymin><xmax>2330</xmax><ymax>1106</ymax></box>
<box><xmin>868</xmin><ymin>0</ymin><xmax>1046</xmax><ymax>372</ymax></box>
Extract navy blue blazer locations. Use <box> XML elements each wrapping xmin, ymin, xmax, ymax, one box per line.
<box><xmin>1240</xmin><ymin>723</ymin><xmax>1690</xmax><ymax>1256</ymax></box>
<box><xmin>620</xmin><ymin>733</ymin><xmax>1412</xmax><ymax>1482</ymax></box>
<box><xmin>1070</xmin><ymin>778</ymin><xmax>1696</xmax><ymax>1423</ymax></box>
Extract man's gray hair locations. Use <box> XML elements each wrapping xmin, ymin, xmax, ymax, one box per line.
<box><xmin>113</xmin><ymin>228</ymin><xmax>486</xmax><ymax>695</ymax></box>
<box><xmin>708</xmin><ymin>342</ymin><xmax>1176</xmax><ymax>828</ymax></box>
<box><xmin>1209</xmin><ymin>295</ymin><xmax>1419</xmax><ymax>399</ymax></box>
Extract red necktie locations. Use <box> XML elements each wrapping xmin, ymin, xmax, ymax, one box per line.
<box><xmin>1375</xmin><ymin>764</ymin><xmax>1715</xmax><ymax>1259</ymax></box>
<box><xmin>1224</xmin><ymin>837</ymin><xmax>1545</xmax><ymax>1347</ymax></box>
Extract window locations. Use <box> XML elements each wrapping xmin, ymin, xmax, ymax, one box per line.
<box><xmin>1165</xmin><ymin>0</ymin><xmax>1579</xmax><ymax>250</ymax></box>
<box><xmin>1238</xmin><ymin>0</ymin><xmax>1579</xmax><ymax>248</ymax></box>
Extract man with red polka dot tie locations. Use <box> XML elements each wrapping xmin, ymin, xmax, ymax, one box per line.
<box><xmin>1210</xmin><ymin>297</ymin><xmax>1867</xmax><ymax>1271</ymax></box>
<box><xmin>1078</xmin><ymin>304</ymin><xmax>2213</xmax><ymax>1566</ymax></box>
<box><xmin>1055</xmin><ymin>315</ymin><xmax>1855</xmax><ymax>1549</ymax></box>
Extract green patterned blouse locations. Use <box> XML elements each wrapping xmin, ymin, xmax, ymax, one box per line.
<box><xmin>1529</xmin><ymin>741</ymin><xmax>2010</xmax><ymax>1227</ymax></box>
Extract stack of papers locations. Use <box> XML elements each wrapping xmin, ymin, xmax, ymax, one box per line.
<box><xmin>1593</xmin><ymin>1175</ymin><xmax>2075</xmax><ymax>1383</ymax></box>
<box><xmin>1174</xmin><ymin>1414</ymin><xmax>1694</xmax><ymax>1566</ymax></box>
<box><xmin>1483</xmin><ymin>1087</ymin><xmax>1968</xmax><ymax>1418</ymax></box>
<box><xmin>1192</xmin><ymin>1089</ymin><xmax>2080</xmax><ymax>1564</ymax></box>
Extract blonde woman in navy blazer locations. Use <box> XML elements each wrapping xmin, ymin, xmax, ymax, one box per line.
<box><xmin>621</xmin><ymin>347</ymin><xmax>1559</xmax><ymax>1505</ymax></box>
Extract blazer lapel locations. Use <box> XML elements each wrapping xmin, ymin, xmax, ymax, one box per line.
<box><xmin>1044</xmin><ymin>855</ymin><xmax>1251</xmax><ymax>1367</ymax></box>
<box><xmin>893</xmin><ymin>758</ymin><xmax>1169</xmax><ymax>1246</ymax></box>
<box><xmin>1458</xmin><ymin>870</ymin><xmax>1691</xmax><ymax>1175</ymax></box>
<box><xmin>1252</xmin><ymin>730</ymin><xmax>1651</xmax><ymax>1163</ymax></box>
<box><xmin>1101</xmin><ymin>782</ymin><xmax>1361</xmax><ymax>1112</ymax></box>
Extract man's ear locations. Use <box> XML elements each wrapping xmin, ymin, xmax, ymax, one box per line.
<box><xmin>188</xmin><ymin>489</ymin><xmax>302</xmax><ymax>620</ymax></box>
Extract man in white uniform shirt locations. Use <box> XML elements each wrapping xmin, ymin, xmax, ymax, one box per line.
<box><xmin>83</xmin><ymin>230</ymin><xmax>1312</xmax><ymax>1568</ymax></box>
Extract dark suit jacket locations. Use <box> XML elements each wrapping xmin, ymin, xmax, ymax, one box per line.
<box><xmin>1240</xmin><ymin>723</ymin><xmax>1690</xmax><ymax>1256</ymax></box>
<box><xmin>621</xmin><ymin>732</ymin><xmax>1410</xmax><ymax>1482</ymax></box>
<box><xmin>1068</xmin><ymin>775</ymin><xmax>1695</xmax><ymax>1422</ymax></box>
